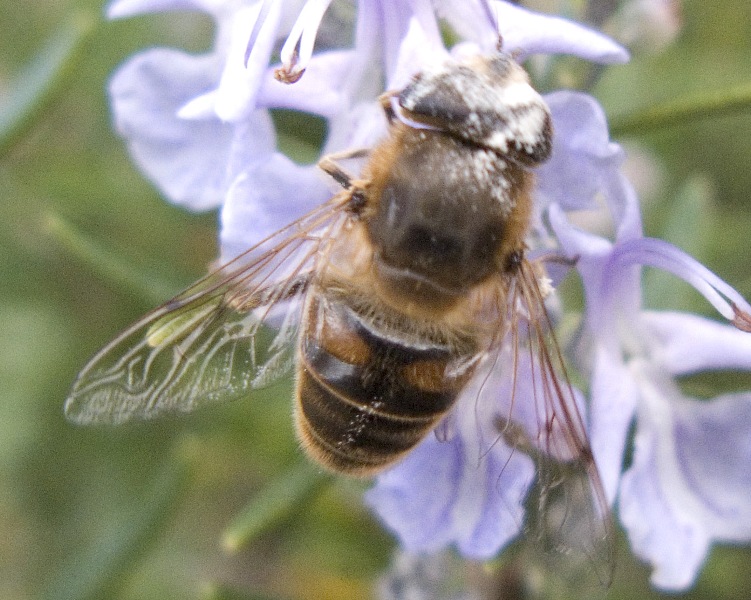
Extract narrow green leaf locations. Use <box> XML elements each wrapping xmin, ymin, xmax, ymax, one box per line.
<box><xmin>610</xmin><ymin>80</ymin><xmax>751</xmax><ymax>136</ymax></box>
<box><xmin>40</xmin><ymin>459</ymin><xmax>190</xmax><ymax>600</ymax></box>
<box><xmin>0</xmin><ymin>11</ymin><xmax>96</xmax><ymax>156</ymax></box>
<box><xmin>202</xmin><ymin>583</ymin><xmax>290</xmax><ymax>600</ymax></box>
<box><xmin>45</xmin><ymin>212</ymin><xmax>182</xmax><ymax>303</ymax></box>
<box><xmin>223</xmin><ymin>461</ymin><xmax>331</xmax><ymax>552</ymax></box>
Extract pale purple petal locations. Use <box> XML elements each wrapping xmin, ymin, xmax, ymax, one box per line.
<box><xmin>588</xmin><ymin>347</ymin><xmax>638</xmax><ymax>504</ymax></box>
<box><xmin>367</xmin><ymin>436</ymin><xmax>450</xmax><ymax>552</ymax></box>
<box><xmin>435</xmin><ymin>0</ymin><xmax>629</xmax><ymax>63</ymax></box>
<box><xmin>491</xmin><ymin>1</ymin><xmax>629</xmax><ymax>63</ymax></box>
<box><xmin>547</xmin><ymin>202</ymin><xmax>613</xmax><ymax>263</ymax></box>
<box><xmin>536</xmin><ymin>91</ymin><xmax>624</xmax><ymax>212</ymax></box>
<box><xmin>387</xmin><ymin>14</ymin><xmax>451</xmax><ymax>89</ymax></box>
<box><xmin>605</xmin><ymin>171</ymin><xmax>644</xmax><ymax>242</ymax></box>
<box><xmin>224</xmin><ymin>111</ymin><xmax>279</xmax><ymax>183</ymax></box>
<box><xmin>258</xmin><ymin>50</ymin><xmax>356</xmax><ymax>117</ymax></box>
<box><xmin>219</xmin><ymin>153</ymin><xmax>329</xmax><ymax>260</ymax></box>
<box><xmin>673</xmin><ymin>393</ymin><xmax>751</xmax><ymax>540</ymax></box>
<box><xmin>642</xmin><ymin>311</ymin><xmax>751</xmax><ymax>375</ymax></box>
<box><xmin>619</xmin><ymin>428</ymin><xmax>710</xmax><ymax>590</ymax></box>
<box><xmin>547</xmin><ymin>203</ymin><xmax>640</xmax><ymax>335</ymax></box>
<box><xmin>620</xmin><ymin>370</ymin><xmax>751</xmax><ymax>590</ymax></box>
<box><xmin>366</xmin><ymin>422</ymin><xmax>533</xmax><ymax>558</ymax></box>
<box><xmin>109</xmin><ymin>48</ymin><xmax>264</xmax><ymax>211</ymax></box>
<box><xmin>452</xmin><ymin>445</ymin><xmax>531</xmax><ymax>558</ymax></box>
<box><xmin>366</xmin><ymin>435</ymin><xmax>467</xmax><ymax>554</ymax></box>
<box><xmin>323</xmin><ymin>100</ymin><xmax>387</xmax><ymax>153</ymax></box>
<box><xmin>433</xmin><ymin>0</ymin><xmax>498</xmax><ymax>50</ymax></box>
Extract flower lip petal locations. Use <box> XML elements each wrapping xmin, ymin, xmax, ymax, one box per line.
<box><xmin>219</xmin><ymin>154</ymin><xmax>330</xmax><ymax>261</ymax></box>
<box><xmin>365</xmin><ymin>419</ymin><xmax>533</xmax><ymax>558</ymax></box>
<box><xmin>620</xmin><ymin>367</ymin><xmax>751</xmax><ymax>590</ymax></box>
<box><xmin>492</xmin><ymin>0</ymin><xmax>629</xmax><ymax>63</ymax></box>
<box><xmin>365</xmin><ymin>434</ymin><xmax>466</xmax><ymax>553</ymax></box>
<box><xmin>536</xmin><ymin>91</ymin><xmax>625</xmax><ymax>213</ymax></box>
<box><xmin>672</xmin><ymin>392</ymin><xmax>751</xmax><ymax>540</ymax></box>
<box><xmin>619</xmin><ymin>428</ymin><xmax>710</xmax><ymax>590</ymax></box>
<box><xmin>108</xmin><ymin>47</ymin><xmax>243</xmax><ymax>211</ymax></box>
<box><xmin>642</xmin><ymin>311</ymin><xmax>751</xmax><ymax>375</ymax></box>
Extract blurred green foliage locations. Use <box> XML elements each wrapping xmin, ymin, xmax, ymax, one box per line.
<box><xmin>0</xmin><ymin>1</ymin><xmax>750</xmax><ymax>599</ymax></box>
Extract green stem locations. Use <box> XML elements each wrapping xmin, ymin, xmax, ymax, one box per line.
<box><xmin>610</xmin><ymin>80</ymin><xmax>751</xmax><ymax>136</ymax></box>
<box><xmin>223</xmin><ymin>460</ymin><xmax>331</xmax><ymax>552</ymax></box>
<box><xmin>46</xmin><ymin>212</ymin><xmax>182</xmax><ymax>303</ymax></box>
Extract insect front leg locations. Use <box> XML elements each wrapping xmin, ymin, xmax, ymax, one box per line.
<box><xmin>378</xmin><ymin>90</ymin><xmax>399</xmax><ymax>123</ymax></box>
<box><xmin>318</xmin><ymin>148</ymin><xmax>370</xmax><ymax>189</ymax></box>
<box><xmin>318</xmin><ymin>150</ymin><xmax>372</xmax><ymax>217</ymax></box>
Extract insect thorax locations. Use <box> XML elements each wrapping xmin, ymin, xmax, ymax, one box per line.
<box><xmin>363</xmin><ymin>126</ymin><xmax>534</xmax><ymax>304</ymax></box>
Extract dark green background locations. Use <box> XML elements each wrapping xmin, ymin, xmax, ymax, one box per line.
<box><xmin>1</xmin><ymin>1</ymin><xmax>749</xmax><ymax>598</ymax></box>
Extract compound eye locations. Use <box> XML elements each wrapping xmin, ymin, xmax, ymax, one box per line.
<box><xmin>398</xmin><ymin>60</ymin><xmax>552</xmax><ymax>166</ymax></box>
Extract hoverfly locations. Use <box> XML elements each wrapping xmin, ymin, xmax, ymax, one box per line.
<box><xmin>66</xmin><ymin>49</ymin><xmax>614</xmax><ymax>585</ymax></box>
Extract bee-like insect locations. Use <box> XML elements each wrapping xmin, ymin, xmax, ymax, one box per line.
<box><xmin>66</xmin><ymin>50</ymin><xmax>613</xmax><ymax>581</ymax></box>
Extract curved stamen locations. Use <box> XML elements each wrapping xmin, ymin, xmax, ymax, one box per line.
<box><xmin>277</xmin><ymin>0</ymin><xmax>335</xmax><ymax>83</ymax></box>
<box><xmin>607</xmin><ymin>237</ymin><xmax>751</xmax><ymax>328</ymax></box>
<box><xmin>244</xmin><ymin>0</ymin><xmax>279</xmax><ymax>66</ymax></box>
<box><xmin>478</xmin><ymin>0</ymin><xmax>499</xmax><ymax>38</ymax></box>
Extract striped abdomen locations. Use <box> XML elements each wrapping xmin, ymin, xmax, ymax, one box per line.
<box><xmin>294</xmin><ymin>293</ymin><xmax>477</xmax><ymax>476</ymax></box>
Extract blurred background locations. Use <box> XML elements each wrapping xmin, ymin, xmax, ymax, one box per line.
<box><xmin>1</xmin><ymin>1</ymin><xmax>750</xmax><ymax>599</ymax></box>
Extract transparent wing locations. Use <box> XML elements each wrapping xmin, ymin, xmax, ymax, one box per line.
<box><xmin>65</xmin><ymin>194</ymin><xmax>351</xmax><ymax>425</ymax></box>
<box><xmin>499</xmin><ymin>258</ymin><xmax>615</xmax><ymax>589</ymax></box>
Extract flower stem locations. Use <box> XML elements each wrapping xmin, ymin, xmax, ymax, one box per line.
<box><xmin>610</xmin><ymin>80</ymin><xmax>751</xmax><ymax>136</ymax></box>
<box><xmin>45</xmin><ymin>212</ymin><xmax>183</xmax><ymax>303</ymax></box>
<box><xmin>222</xmin><ymin>460</ymin><xmax>331</xmax><ymax>552</ymax></box>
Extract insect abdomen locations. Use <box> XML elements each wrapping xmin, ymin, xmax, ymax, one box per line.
<box><xmin>295</xmin><ymin>294</ymin><xmax>473</xmax><ymax>476</ymax></box>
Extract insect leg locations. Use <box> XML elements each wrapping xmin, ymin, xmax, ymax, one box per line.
<box><xmin>378</xmin><ymin>91</ymin><xmax>399</xmax><ymax>123</ymax></box>
<box><xmin>318</xmin><ymin>149</ymin><xmax>370</xmax><ymax>189</ymax></box>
